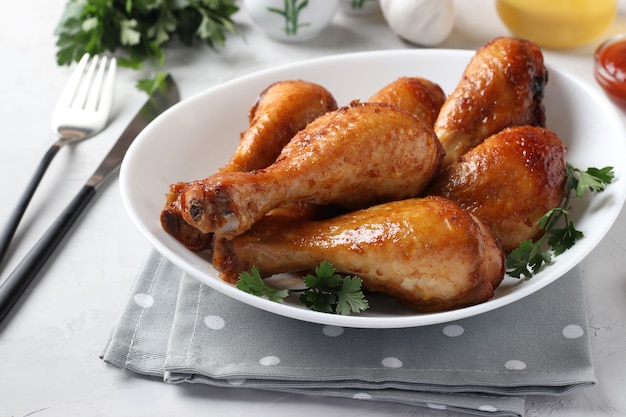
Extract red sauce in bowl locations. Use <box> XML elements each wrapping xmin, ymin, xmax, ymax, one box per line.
<box><xmin>595</xmin><ymin>34</ymin><xmax>626</xmax><ymax>110</ymax></box>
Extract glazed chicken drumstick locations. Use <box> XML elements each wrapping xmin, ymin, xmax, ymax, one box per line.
<box><xmin>161</xmin><ymin>80</ymin><xmax>338</xmax><ymax>251</ymax></box>
<box><xmin>430</xmin><ymin>125</ymin><xmax>567</xmax><ymax>253</ymax></box>
<box><xmin>219</xmin><ymin>80</ymin><xmax>339</xmax><ymax>173</ymax></box>
<box><xmin>179</xmin><ymin>102</ymin><xmax>444</xmax><ymax>239</ymax></box>
<box><xmin>212</xmin><ymin>196</ymin><xmax>505</xmax><ymax>313</ymax></box>
<box><xmin>435</xmin><ymin>37</ymin><xmax>548</xmax><ymax>167</ymax></box>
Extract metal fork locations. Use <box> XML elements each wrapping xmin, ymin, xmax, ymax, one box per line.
<box><xmin>0</xmin><ymin>54</ymin><xmax>116</xmax><ymax>268</ymax></box>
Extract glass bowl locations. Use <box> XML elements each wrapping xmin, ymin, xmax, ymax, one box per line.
<box><xmin>594</xmin><ymin>33</ymin><xmax>626</xmax><ymax>111</ymax></box>
<box><xmin>496</xmin><ymin>0</ymin><xmax>617</xmax><ymax>49</ymax></box>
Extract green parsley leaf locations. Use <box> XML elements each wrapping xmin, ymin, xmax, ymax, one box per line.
<box><xmin>136</xmin><ymin>71</ymin><xmax>168</xmax><ymax>95</ymax></box>
<box><xmin>120</xmin><ymin>19</ymin><xmax>142</xmax><ymax>46</ymax></box>
<box><xmin>547</xmin><ymin>219</ymin><xmax>584</xmax><ymax>256</ymax></box>
<box><xmin>575</xmin><ymin>166</ymin><xmax>615</xmax><ymax>197</ymax></box>
<box><xmin>335</xmin><ymin>276</ymin><xmax>369</xmax><ymax>316</ymax></box>
<box><xmin>303</xmin><ymin>261</ymin><xmax>341</xmax><ymax>291</ymax></box>
<box><xmin>300</xmin><ymin>261</ymin><xmax>369</xmax><ymax>315</ymax></box>
<box><xmin>299</xmin><ymin>291</ymin><xmax>337</xmax><ymax>314</ymax></box>
<box><xmin>506</xmin><ymin>239</ymin><xmax>552</xmax><ymax>278</ymax></box>
<box><xmin>236</xmin><ymin>266</ymin><xmax>289</xmax><ymax>303</ymax></box>
<box><xmin>506</xmin><ymin>163</ymin><xmax>614</xmax><ymax>279</ymax></box>
<box><xmin>236</xmin><ymin>261</ymin><xmax>370</xmax><ymax>315</ymax></box>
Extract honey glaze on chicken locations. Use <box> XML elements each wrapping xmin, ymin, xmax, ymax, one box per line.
<box><xmin>430</xmin><ymin>125</ymin><xmax>567</xmax><ymax>253</ymax></box>
<box><xmin>368</xmin><ymin>76</ymin><xmax>446</xmax><ymax>126</ymax></box>
<box><xmin>213</xmin><ymin>196</ymin><xmax>505</xmax><ymax>313</ymax></box>
<box><xmin>435</xmin><ymin>37</ymin><xmax>548</xmax><ymax>167</ymax></box>
<box><xmin>221</xmin><ymin>80</ymin><xmax>339</xmax><ymax>173</ymax></box>
<box><xmin>179</xmin><ymin>102</ymin><xmax>444</xmax><ymax>239</ymax></box>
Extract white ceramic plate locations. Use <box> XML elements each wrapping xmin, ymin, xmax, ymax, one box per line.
<box><xmin>120</xmin><ymin>49</ymin><xmax>626</xmax><ymax>328</ymax></box>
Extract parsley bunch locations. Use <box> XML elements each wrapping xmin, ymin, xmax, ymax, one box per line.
<box><xmin>236</xmin><ymin>261</ymin><xmax>370</xmax><ymax>315</ymax></box>
<box><xmin>506</xmin><ymin>163</ymin><xmax>615</xmax><ymax>278</ymax></box>
<box><xmin>55</xmin><ymin>0</ymin><xmax>239</xmax><ymax>93</ymax></box>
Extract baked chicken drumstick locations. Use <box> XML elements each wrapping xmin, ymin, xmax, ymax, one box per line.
<box><xmin>179</xmin><ymin>102</ymin><xmax>444</xmax><ymax>239</ymax></box>
<box><xmin>435</xmin><ymin>37</ymin><xmax>548</xmax><ymax>167</ymax></box>
<box><xmin>430</xmin><ymin>125</ymin><xmax>567</xmax><ymax>253</ymax></box>
<box><xmin>219</xmin><ymin>80</ymin><xmax>339</xmax><ymax>173</ymax></box>
<box><xmin>161</xmin><ymin>80</ymin><xmax>338</xmax><ymax>251</ymax></box>
<box><xmin>212</xmin><ymin>196</ymin><xmax>505</xmax><ymax>313</ymax></box>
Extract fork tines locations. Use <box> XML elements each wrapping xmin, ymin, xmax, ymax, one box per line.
<box><xmin>59</xmin><ymin>54</ymin><xmax>117</xmax><ymax>113</ymax></box>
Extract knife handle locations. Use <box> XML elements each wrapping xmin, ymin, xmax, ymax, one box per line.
<box><xmin>0</xmin><ymin>184</ymin><xmax>96</xmax><ymax>325</ymax></box>
<box><xmin>0</xmin><ymin>143</ymin><xmax>62</xmax><ymax>268</ymax></box>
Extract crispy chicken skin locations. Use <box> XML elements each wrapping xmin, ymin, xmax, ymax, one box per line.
<box><xmin>435</xmin><ymin>37</ymin><xmax>548</xmax><ymax>167</ymax></box>
<box><xmin>265</xmin><ymin>77</ymin><xmax>445</xmax><ymax>219</ymax></box>
<box><xmin>368</xmin><ymin>77</ymin><xmax>446</xmax><ymax>126</ymax></box>
<box><xmin>430</xmin><ymin>125</ymin><xmax>567</xmax><ymax>253</ymax></box>
<box><xmin>213</xmin><ymin>196</ymin><xmax>505</xmax><ymax>312</ymax></box>
<box><xmin>221</xmin><ymin>80</ymin><xmax>338</xmax><ymax>173</ymax></box>
<box><xmin>160</xmin><ymin>80</ymin><xmax>337</xmax><ymax>251</ymax></box>
<box><xmin>179</xmin><ymin>102</ymin><xmax>444</xmax><ymax>239</ymax></box>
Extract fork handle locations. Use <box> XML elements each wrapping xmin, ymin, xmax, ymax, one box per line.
<box><xmin>0</xmin><ymin>143</ymin><xmax>62</xmax><ymax>267</ymax></box>
<box><xmin>0</xmin><ymin>184</ymin><xmax>96</xmax><ymax>324</ymax></box>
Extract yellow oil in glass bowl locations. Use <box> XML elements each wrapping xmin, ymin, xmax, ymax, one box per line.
<box><xmin>496</xmin><ymin>0</ymin><xmax>617</xmax><ymax>48</ymax></box>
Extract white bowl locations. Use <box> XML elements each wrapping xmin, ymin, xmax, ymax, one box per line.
<box><xmin>120</xmin><ymin>49</ymin><xmax>626</xmax><ymax>328</ymax></box>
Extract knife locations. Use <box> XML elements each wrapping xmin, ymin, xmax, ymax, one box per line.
<box><xmin>0</xmin><ymin>74</ymin><xmax>180</xmax><ymax>324</ymax></box>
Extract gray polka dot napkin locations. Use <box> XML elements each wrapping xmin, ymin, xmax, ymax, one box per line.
<box><xmin>101</xmin><ymin>250</ymin><xmax>595</xmax><ymax>417</ymax></box>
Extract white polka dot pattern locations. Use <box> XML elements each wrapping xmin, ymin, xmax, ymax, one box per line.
<box><xmin>478</xmin><ymin>405</ymin><xmax>498</xmax><ymax>412</ymax></box>
<box><xmin>259</xmin><ymin>355</ymin><xmax>281</xmax><ymax>366</ymax></box>
<box><xmin>442</xmin><ymin>324</ymin><xmax>464</xmax><ymax>337</ymax></box>
<box><xmin>322</xmin><ymin>325</ymin><xmax>344</xmax><ymax>337</ymax></box>
<box><xmin>203</xmin><ymin>315</ymin><xmax>225</xmax><ymax>330</ymax></box>
<box><xmin>563</xmin><ymin>324</ymin><xmax>584</xmax><ymax>339</ymax></box>
<box><xmin>133</xmin><ymin>293</ymin><xmax>154</xmax><ymax>308</ymax></box>
<box><xmin>381</xmin><ymin>357</ymin><xmax>403</xmax><ymax>368</ymax></box>
<box><xmin>505</xmin><ymin>359</ymin><xmax>527</xmax><ymax>371</ymax></box>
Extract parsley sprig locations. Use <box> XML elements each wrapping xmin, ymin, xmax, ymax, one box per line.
<box><xmin>506</xmin><ymin>163</ymin><xmax>615</xmax><ymax>278</ymax></box>
<box><xmin>236</xmin><ymin>261</ymin><xmax>370</xmax><ymax>315</ymax></box>
<box><xmin>55</xmin><ymin>0</ymin><xmax>240</xmax><ymax>93</ymax></box>
<box><xmin>236</xmin><ymin>266</ymin><xmax>290</xmax><ymax>303</ymax></box>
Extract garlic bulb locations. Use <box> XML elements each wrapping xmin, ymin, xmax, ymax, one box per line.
<box><xmin>380</xmin><ymin>0</ymin><xmax>455</xmax><ymax>46</ymax></box>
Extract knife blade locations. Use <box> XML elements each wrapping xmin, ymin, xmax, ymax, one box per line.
<box><xmin>0</xmin><ymin>75</ymin><xmax>180</xmax><ymax>325</ymax></box>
